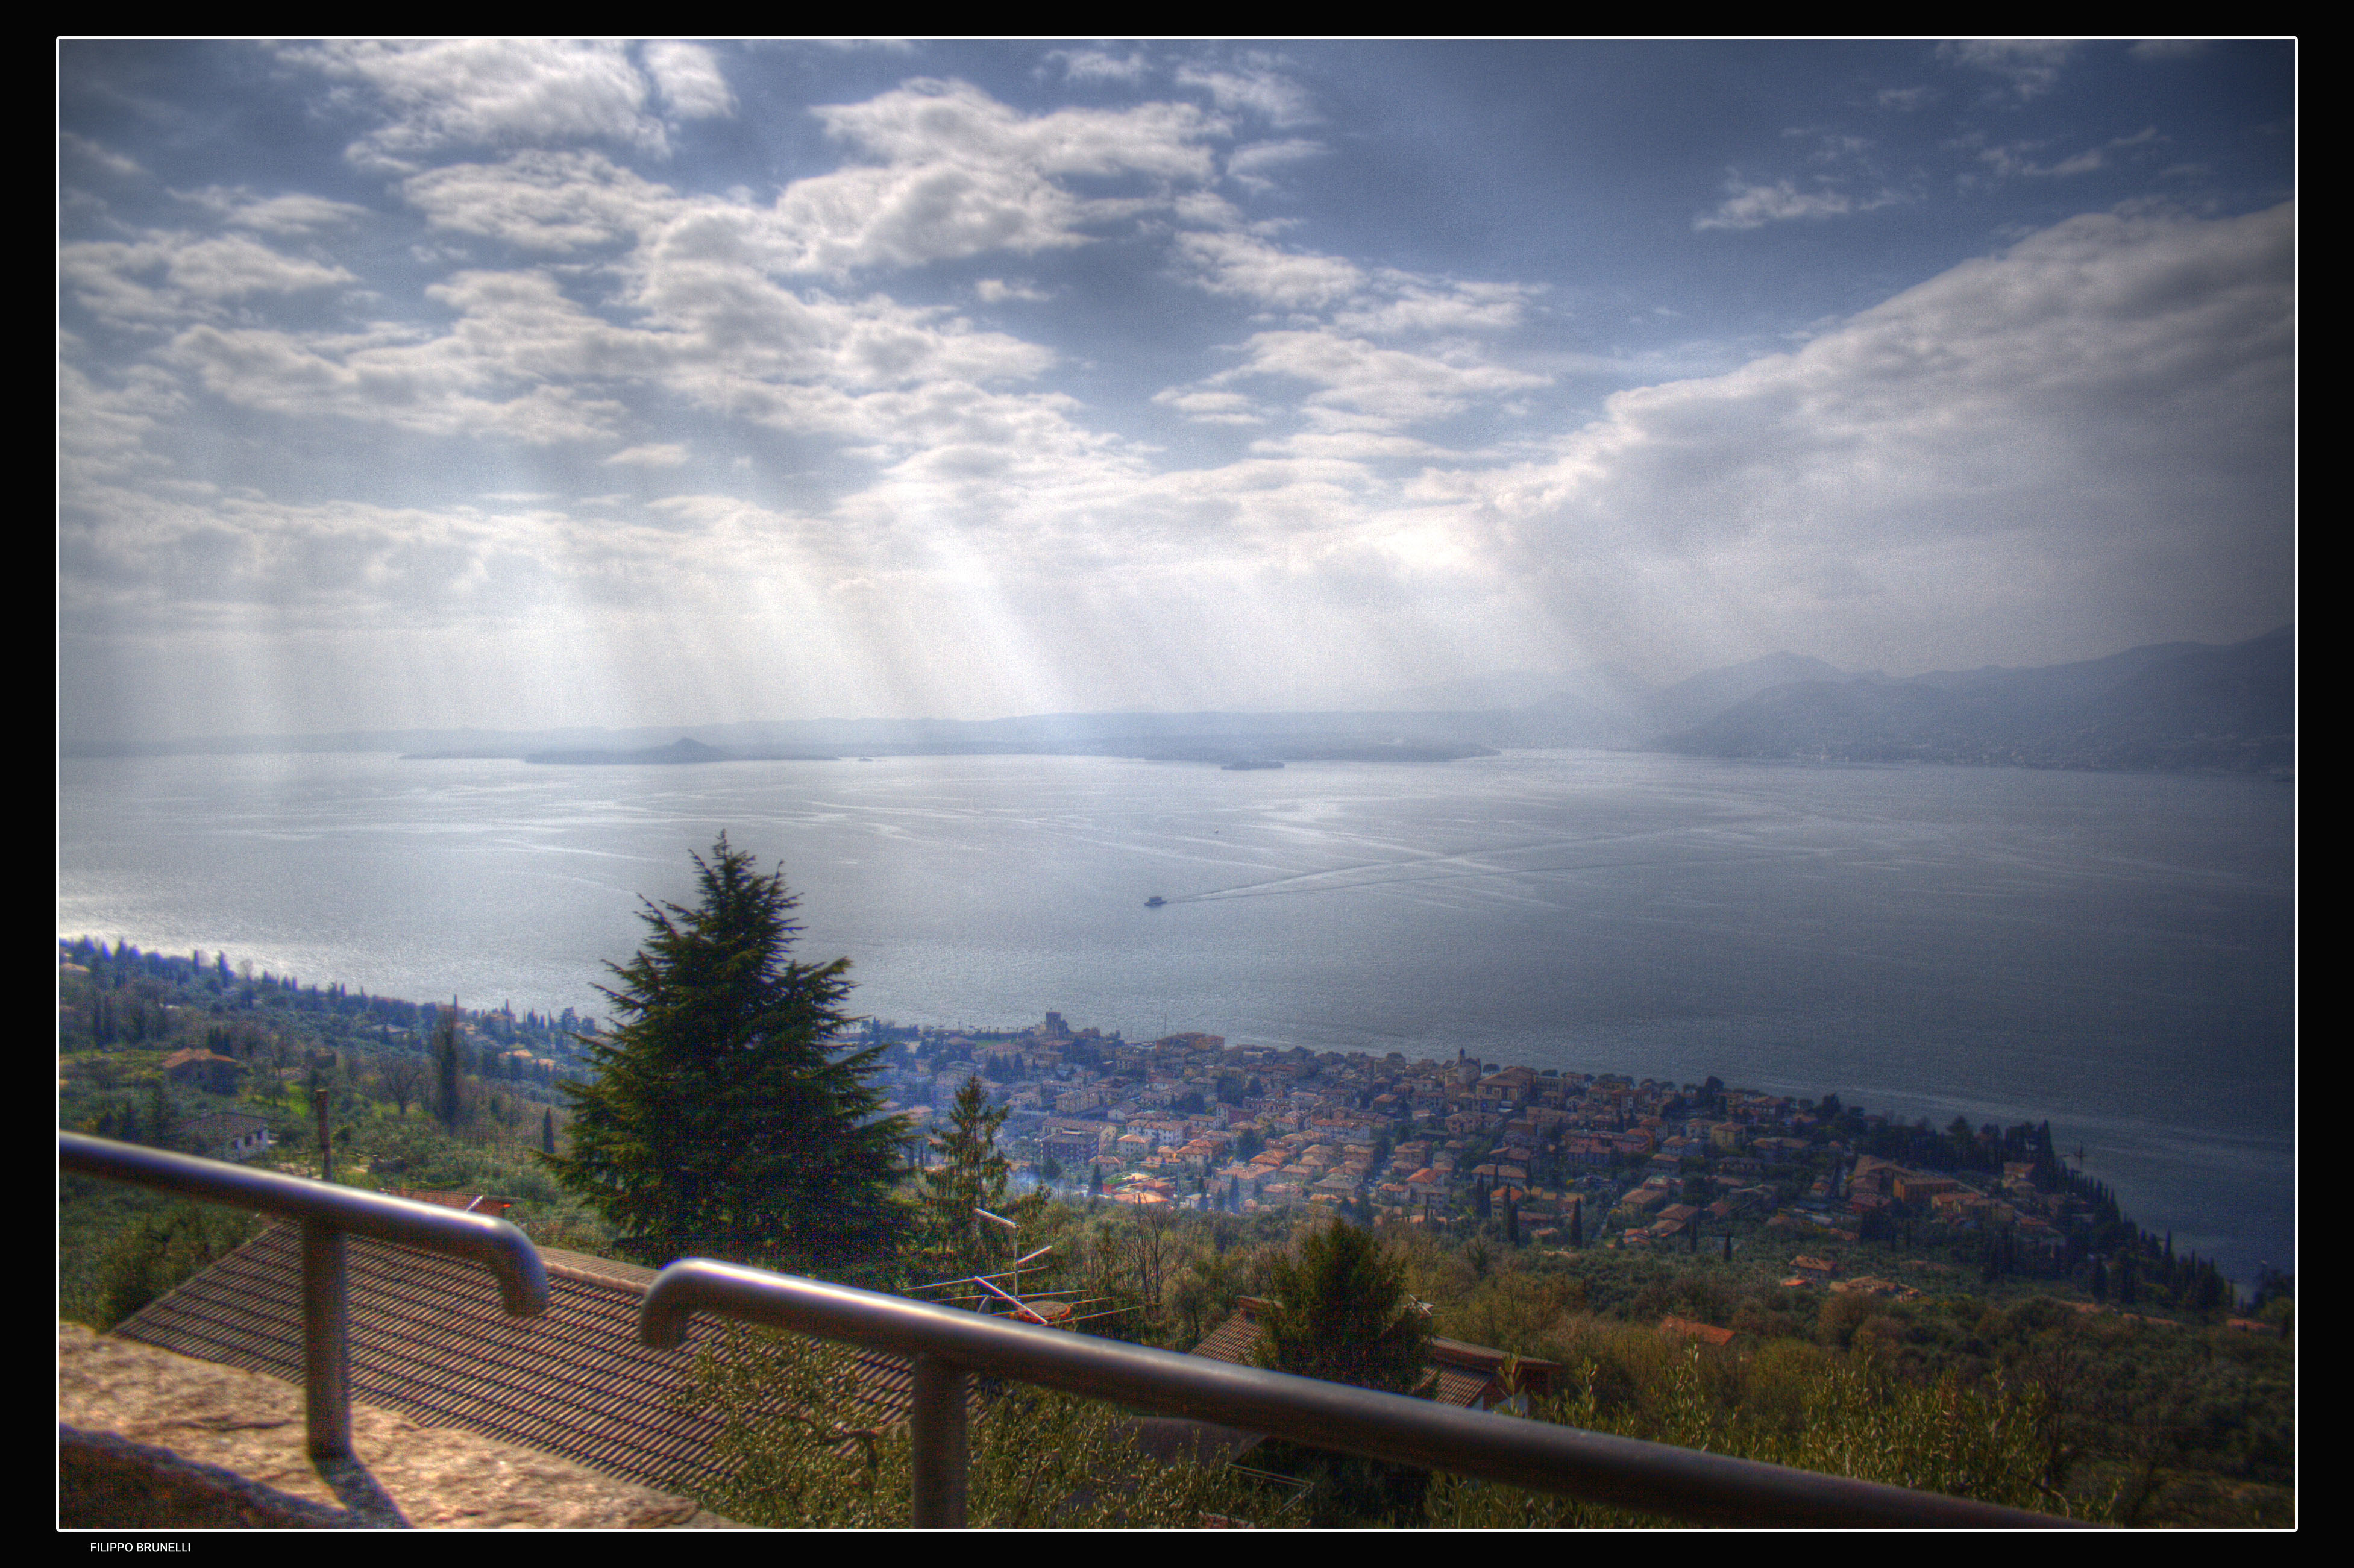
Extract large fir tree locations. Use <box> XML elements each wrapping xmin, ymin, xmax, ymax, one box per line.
<box><xmin>547</xmin><ymin>835</ymin><xmax>907</xmax><ymax>1270</ymax></box>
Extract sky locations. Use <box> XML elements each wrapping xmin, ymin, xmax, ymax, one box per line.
<box><xmin>58</xmin><ymin>39</ymin><xmax>2295</xmax><ymax>744</ymax></box>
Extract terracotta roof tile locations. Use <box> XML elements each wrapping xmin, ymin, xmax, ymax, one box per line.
<box><xmin>112</xmin><ymin>1225</ymin><xmax>921</xmax><ymax>1493</ymax></box>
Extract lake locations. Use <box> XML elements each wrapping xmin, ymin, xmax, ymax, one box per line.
<box><xmin>57</xmin><ymin>748</ymin><xmax>2294</xmax><ymax>1282</ymax></box>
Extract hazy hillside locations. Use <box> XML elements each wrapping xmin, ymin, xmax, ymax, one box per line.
<box><xmin>1654</xmin><ymin>628</ymin><xmax>2291</xmax><ymax>772</ymax></box>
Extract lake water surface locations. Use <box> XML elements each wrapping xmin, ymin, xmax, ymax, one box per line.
<box><xmin>57</xmin><ymin>749</ymin><xmax>2294</xmax><ymax>1282</ymax></box>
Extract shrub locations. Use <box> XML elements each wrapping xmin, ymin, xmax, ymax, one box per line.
<box><xmin>682</xmin><ymin>1325</ymin><xmax>1273</xmax><ymax>1526</ymax></box>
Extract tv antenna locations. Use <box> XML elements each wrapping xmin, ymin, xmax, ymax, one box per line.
<box><xmin>911</xmin><ymin>1206</ymin><xmax>1135</xmax><ymax>1329</ymax></box>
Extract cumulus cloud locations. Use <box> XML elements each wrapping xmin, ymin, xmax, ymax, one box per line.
<box><xmin>58</xmin><ymin>56</ymin><xmax>2293</xmax><ymax>732</ymax></box>
<box><xmin>282</xmin><ymin>39</ymin><xmax>670</xmax><ymax>170</ymax></box>
<box><xmin>405</xmin><ymin>150</ymin><xmax>682</xmax><ymax>252</ymax></box>
<box><xmin>641</xmin><ymin>42</ymin><xmax>735</xmax><ymax>119</ymax></box>
<box><xmin>1414</xmin><ymin>202</ymin><xmax>2293</xmax><ymax>666</ymax></box>
<box><xmin>1216</xmin><ymin>330</ymin><xmax>1550</xmax><ymax>430</ymax></box>
<box><xmin>62</xmin><ymin>231</ymin><xmax>359</xmax><ymax>325</ymax></box>
<box><xmin>762</xmin><ymin>79</ymin><xmax>1226</xmax><ymax>273</ymax></box>
<box><xmin>174</xmin><ymin>187</ymin><xmax>373</xmax><ymax>236</ymax></box>
<box><xmin>165</xmin><ymin>318</ymin><xmax>628</xmax><ymax>445</ymax></box>
<box><xmin>1332</xmin><ymin>277</ymin><xmax>1535</xmax><ymax>337</ymax></box>
<box><xmin>58</xmin><ymin>356</ymin><xmax>186</xmax><ymax>485</ymax></box>
<box><xmin>1176</xmin><ymin>230</ymin><xmax>1363</xmax><ymax>310</ymax></box>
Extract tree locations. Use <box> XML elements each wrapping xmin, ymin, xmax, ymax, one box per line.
<box><xmin>547</xmin><ymin>835</ymin><xmax>908</xmax><ymax>1270</ymax></box>
<box><xmin>918</xmin><ymin>1075</ymin><xmax>1019</xmax><ymax>1276</ymax></box>
<box><xmin>378</xmin><ymin>1053</ymin><xmax>426</xmax><ymax>1118</ymax></box>
<box><xmin>433</xmin><ymin>1005</ymin><xmax>464</xmax><ymax>1131</ymax></box>
<box><xmin>1251</xmin><ymin>1221</ymin><xmax>1431</xmax><ymax>1394</ymax></box>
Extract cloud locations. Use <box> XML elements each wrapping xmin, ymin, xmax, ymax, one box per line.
<box><xmin>404</xmin><ymin>150</ymin><xmax>682</xmax><ymax>252</ymax></box>
<box><xmin>1331</xmin><ymin>277</ymin><xmax>1534</xmax><ymax>337</ymax></box>
<box><xmin>604</xmin><ymin>442</ymin><xmax>690</xmax><ymax>466</ymax></box>
<box><xmin>1216</xmin><ymin>329</ymin><xmax>1549</xmax><ymax>430</ymax></box>
<box><xmin>175</xmin><ymin>330</ymin><xmax>623</xmax><ymax>444</ymax></box>
<box><xmin>770</xmin><ymin>79</ymin><xmax>1226</xmax><ymax>272</ymax></box>
<box><xmin>1047</xmin><ymin>48</ymin><xmax>1151</xmax><ymax>84</ymax></box>
<box><xmin>641</xmin><ymin>42</ymin><xmax>735</xmax><ymax>119</ymax></box>
<box><xmin>206</xmin><ymin>190</ymin><xmax>373</xmax><ymax>235</ymax></box>
<box><xmin>1152</xmin><ymin>387</ymin><xmax>1265</xmax><ymax>425</ymax></box>
<box><xmin>58</xmin><ymin>488</ymin><xmax>588</xmax><ymax>629</ymax></box>
<box><xmin>1412</xmin><ymin>202</ymin><xmax>2293</xmax><ymax>667</ymax></box>
<box><xmin>1696</xmin><ymin>179</ymin><xmax>1860</xmax><ymax>231</ymax></box>
<box><xmin>282</xmin><ymin>39</ymin><xmax>670</xmax><ymax>170</ymax></box>
<box><xmin>1175</xmin><ymin>62</ymin><xmax>1315</xmax><ymax>127</ymax></box>
<box><xmin>1226</xmin><ymin>137</ymin><xmax>1326</xmax><ymax>192</ymax></box>
<box><xmin>1876</xmin><ymin>86</ymin><xmax>1938</xmax><ymax>111</ymax></box>
<box><xmin>1936</xmin><ymin>40</ymin><xmax>2073</xmax><ymax>100</ymax></box>
<box><xmin>58</xmin><ymin>356</ymin><xmax>186</xmax><ymax>485</ymax></box>
<box><xmin>2129</xmin><ymin>40</ymin><xmax>2208</xmax><ymax>62</ymax></box>
<box><xmin>1176</xmin><ymin>230</ymin><xmax>1363</xmax><ymax>310</ymax></box>
<box><xmin>62</xmin><ymin>231</ymin><xmax>359</xmax><ymax>325</ymax></box>
<box><xmin>1975</xmin><ymin>128</ymin><xmax>2161</xmax><ymax>181</ymax></box>
<box><xmin>62</xmin><ymin>132</ymin><xmax>145</xmax><ymax>179</ymax></box>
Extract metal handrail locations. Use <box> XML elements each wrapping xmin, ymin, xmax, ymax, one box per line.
<box><xmin>640</xmin><ymin>1258</ymin><xmax>2090</xmax><ymax>1529</ymax></box>
<box><xmin>59</xmin><ymin>1131</ymin><xmax>550</xmax><ymax>1460</ymax></box>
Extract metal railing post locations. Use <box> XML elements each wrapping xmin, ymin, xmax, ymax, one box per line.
<box><xmin>909</xmin><ymin>1355</ymin><xmax>969</xmax><ymax>1528</ymax></box>
<box><xmin>300</xmin><ymin>1220</ymin><xmax>351</xmax><ymax>1459</ymax></box>
<box><xmin>639</xmin><ymin>1259</ymin><xmax>2095</xmax><ymax>1529</ymax></box>
<box><xmin>60</xmin><ymin>1132</ymin><xmax>550</xmax><ymax>1466</ymax></box>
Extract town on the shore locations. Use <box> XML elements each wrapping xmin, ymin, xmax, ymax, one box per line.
<box><xmin>868</xmin><ymin>1009</ymin><xmax>2122</xmax><ymax>1296</ymax></box>
<box><xmin>60</xmin><ymin>937</ymin><xmax>2235</xmax><ymax>1307</ymax></box>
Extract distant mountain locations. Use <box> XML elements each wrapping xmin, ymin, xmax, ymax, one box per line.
<box><xmin>1654</xmin><ymin>629</ymin><xmax>2291</xmax><ymax>773</ymax></box>
<box><xmin>518</xmin><ymin>738</ymin><xmax>838</xmax><ymax>765</ymax></box>
<box><xmin>1642</xmin><ymin>652</ymin><xmax>1851</xmax><ymax>735</ymax></box>
<box><xmin>64</xmin><ymin>631</ymin><xmax>2290</xmax><ymax>775</ymax></box>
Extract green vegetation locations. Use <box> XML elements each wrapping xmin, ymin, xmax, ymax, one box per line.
<box><xmin>1251</xmin><ymin>1220</ymin><xmax>1430</xmax><ymax>1393</ymax></box>
<box><xmin>85</xmin><ymin>1202</ymin><xmax>262</xmax><ymax>1331</ymax></box>
<box><xmin>547</xmin><ymin>835</ymin><xmax>905</xmax><ymax>1270</ymax></box>
<box><xmin>55</xmin><ymin>853</ymin><xmax>2293</xmax><ymax>1527</ymax></box>
<box><xmin>1425</xmin><ymin>1346</ymin><xmax>2053</xmax><ymax>1526</ymax></box>
<box><xmin>682</xmin><ymin>1324</ymin><xmax>1272</xmax><ymax>1526</ymax></box>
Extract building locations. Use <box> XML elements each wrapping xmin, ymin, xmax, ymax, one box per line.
<box><xmin>159</xmin><ymin>1049</ymin><xmax>245</xmax><ymax>1096</ymax></box>
<box><xmin>181</xmin><ymin>1111</ymin><xmax>271</xmax><ymax>1162</ymax></box>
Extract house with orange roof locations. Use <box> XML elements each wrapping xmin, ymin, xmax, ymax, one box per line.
<box><xmin>1658</xmin><ymin>1316</ymin><xmax>1736</xmax><ymax>1348</ymax></box>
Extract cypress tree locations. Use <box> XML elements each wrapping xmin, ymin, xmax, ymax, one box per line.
<box><xmin>434</xmin><ymin>1006</ymin><xmax>463</xmax><ymax>1131</ymax></box>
